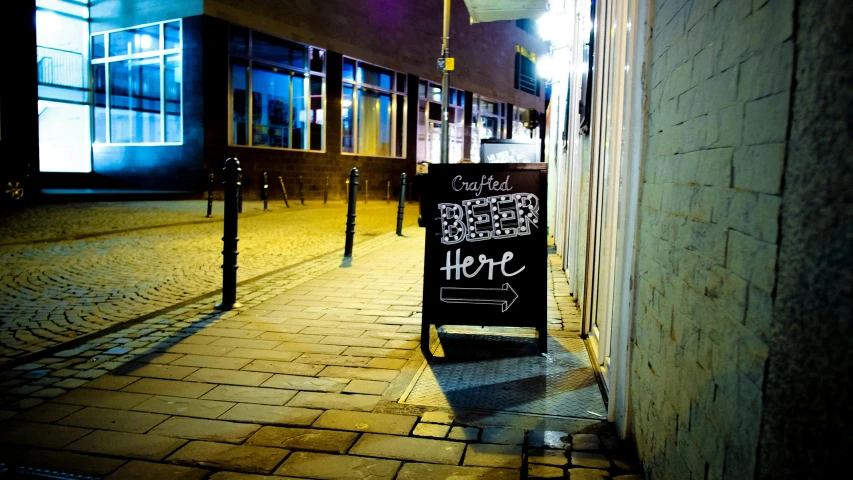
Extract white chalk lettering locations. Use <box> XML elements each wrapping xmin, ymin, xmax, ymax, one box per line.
<box><xmin>439</xmin><ymin>193</ymin><xmax>539</xmax><ymax>245</ymax></box>
<box><xmin>451</xmin><ymin>175</ymin><xmax>513</xmax><ymax>197</ymax></box>
<box><xmin>440</xmin><ymin>248</ymin><xmax>525</xmax><ymax>281</ymax></box>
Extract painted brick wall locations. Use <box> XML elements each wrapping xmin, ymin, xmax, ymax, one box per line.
<box><xmin>631</xmin><ymin>0</ymin><xmax>793</xmax><ymax>478</ymax></box>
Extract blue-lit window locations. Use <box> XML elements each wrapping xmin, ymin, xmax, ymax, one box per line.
<box><xmin>229</xmin><ymin>26</ymin><xmax>325</xmax><ymax>151</ymax></box>
<box><xmin>91</xmin><ymin>20</ymin><xmax>183</xmax><ymax>145</ymax></box>
<box><xmin>342</xmin><ymin>57</ymin><xmax>406</xmax><ymax>157</ymax></box>
<box><xmin>416</xmin><ymin>80</ymin><xmax>464</xmax><ymax>163</ymax></box>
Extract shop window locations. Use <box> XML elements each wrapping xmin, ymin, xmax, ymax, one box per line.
<box><xmin>514</xmin><ymin>45</ymin><xmax>540</xmax><ymax>96</ymax></box>
<box><xmin>342</xmin><ymin>57</ymin><xmax>406</xmax><ymax>157</ymax></box>
<box><xmin>91</xmin><ymin>20</ymin><xmax>183</xmax><ymax>145</ymax></box>
<box><xmin>470</xmin><ymin>93</ymin><xmax>507</xmax><ymax>162</ymax></box>
<box><xmin>228</xmin><ymin>26</ymin><xmax>325</xmax><ymax>151</ymax></box>
<box><xmin>416</xmin><ymin>80</ymin><xmax>464</xmax><ymax>163</ymax></box>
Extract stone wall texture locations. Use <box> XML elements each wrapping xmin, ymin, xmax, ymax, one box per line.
<box><xmin>631</xmin><ymin>0</ymin><xmax>794</xmax><ymax>478</ymax></box>
<box><xmin>755</xmin><ymin>0</ymin><xmax>853</xmax><ymax>478</ymax></box>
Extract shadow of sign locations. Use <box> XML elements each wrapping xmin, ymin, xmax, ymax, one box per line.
<box><xmin>403</xmin><ymin>330</ymin><xmax>605</xmax><ymax>422</ymax></box>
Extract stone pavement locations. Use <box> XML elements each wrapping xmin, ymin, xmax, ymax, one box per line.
<box><xmin>0</xmin><ymin>201</ymin><xmax>417</xmax><ymax>365</ymax></box>
<box><xmin>0</xmin><ymin>229</ymin><xmax>643</xmax><ymax>479</ymax></box>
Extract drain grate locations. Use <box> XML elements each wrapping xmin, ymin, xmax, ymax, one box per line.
<box><xmin>400</xmin><ymin>329</ymin><xmax>606</xmax><ymax>419</ymax></box>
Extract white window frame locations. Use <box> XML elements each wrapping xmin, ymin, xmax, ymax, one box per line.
<box><xmin>90</xmin><ymin>19</ymin><xmax>184</xmax><ymax>146</ymax></box>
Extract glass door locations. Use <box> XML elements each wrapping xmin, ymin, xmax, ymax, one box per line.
<box><xmin>36</xmin><ymin>1</ymin><xmax>92</xmax><ymax>173</ymax></box>
<box><xmin>583</xmin><ymin>0</ymin><xmax>631</xmax><ymax>391</ymax></box>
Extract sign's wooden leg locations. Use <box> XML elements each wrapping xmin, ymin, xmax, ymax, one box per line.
<box><xmin>421</xmin><ymin>323</ymin><xmax>432</xmax><ymax>359</ymax></box>
<box><xmin>538</xmin><ymin>325</ymin><xmax>548</xmax><ymax>354</ymax></box>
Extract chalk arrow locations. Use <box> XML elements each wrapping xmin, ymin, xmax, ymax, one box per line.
<box><xmin>440</xmin><ymin>283</ymin><xmax>518</xmax><ymax>312</ymax></box>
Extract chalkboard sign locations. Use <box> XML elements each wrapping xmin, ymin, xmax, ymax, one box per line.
<box><xmin>480</xmin><ymin>139</ymin><xmax>541</xmax><ymax>164</ymax></box>
<box><xmin>421</xmin><ymin>163</ymin><xmax>548</xmax><ymax>354</ymax></box>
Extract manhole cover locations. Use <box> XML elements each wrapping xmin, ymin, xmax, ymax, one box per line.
<box><xmin>400</xmin><ymin>329</ymin><xmax>606</xmax><ymax>419</ymax></box>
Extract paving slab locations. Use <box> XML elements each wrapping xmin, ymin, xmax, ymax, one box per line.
<box><xmin>200</xmin><ymin>385</ymin><xmax>296</xmax><ymax>405</ymax></box>
<box><xmin>5</xmin><ymin>448</ymin><xmax>126</xmax><ymax>477</ymax></box>
<box><xmin>464</xmin><ymin>443</ymin><xmax>523</xmax><ymax>468</ymax></box>
<box><xmin>312</xmin><ymin>410</ymin><xmax>417</xmax><ymax>435</ymax></box>
<box><xmin>224</xmin><ymin>348</ymin><xmax>300</xmax><ymax>362</ymax></box>
<box><xmin>171</xmin><ymin>355</ymin><xmax>253</xmax><ymax>370</ymax></box>
<box><xmin>482</xmin><ymin>427</ymin><xmax>526</xmax><ymax>445</ymax></box>
<box><xmin>529</xmin><ymin>430</ymin><xmax>571</xmax><ymax>449</ymax></box>
<box><xmin>529</xmin><ymin>464</ymin><xmax>565</xmax><ymax>478</ymax></box>
<box><xmin>0</xmin><ymin>420</ymin><xmax>91</xmax><ymax>448</ymax></box>
<box><xmin>183</xmin><ymin>368</ymin><xmax>272</xmax><ymax>386</ymax></box>
<box><xmin>242</xmin><ymin>360</ymin><xmax>324</xmax><ymax>376</ymax></box>
<box><xmin>570</xmin><ymin>452</ymin><xmax>611</xmax><ymax>469</ymax></box>
<box><xmin>167</xmin><ymin>441</ymin><xmax>288</xmax><ymax>474</ymax></box>
<box><xmin>318</xmin><ymin>366</ymin><xmax>399</xmax><ymax>381</ymax></box>
<box><xmin>246</xmin><ymin>426</ymin><xmax>359</xmax><ymax>454</ymax></box>
<box><xmin>529</xmin><ymin>448</ymin><xmax>569</xmax><ymax>466</ymax></box>
<box><xmin>131</xmin><ymin>395</ymin><xmax>235</xmax><ymax>419</ymax></box>
<box><xmin>571</xmin><ymin>433</ymin><xmax>601</xmax><ymax>451</ymax></box>
<box><xmin>67</xmin><ymin>430</ymin><xmax>186</xmax><ymax>460</ymax></box>
<box><xmin>261</xmin><ymin>374</ymin><xmax>349</xmax><ymax>392</ymax></box>
<box><xmin>58</xmin><ymin>407</ymin><xmax>169</xmax><ymax>433</ymax></box>
<box><xmin>117</xmin><ymin>363</ymin><xmax>199</xmax><ymax>380</ymax></box>
<box><xmin>150</xmin><ymin>417</ymin><xmax>261</xmax><ymax>443</ymax></box>
<box><xmin>286</xmin><ymin>391</ymin><xmax>380</xmax><ymax>411</ymax></box>
<box><xmin>12</xmin><ymin>402</ymin><xmax>82</xmax><ymax>423</ymax></box>
<box><xmin>104</xmin><ymin>460</ymin><xmax>209</xmax><ymax>480</ymax></box>
<box><xmin>218</xmin><ymin>403</ymin><xmax>322</xmax><ymax>426</ymax></box>
<box><xmin>421</xmin><ymin>411</ymin><xmax>455</xmax><ymax>424</ymax></box>
<box><xmin>349</xmin><ymin>433</ymin><xmax>465</xmax><ymax>465</ymax></box>
<box><xmin>342</xmin><ymin>379</ymin><xmax>389</xmax><ymax>395</ymax></box>
<box><xmin>121</xmin><ymin>378</ymin><xmax>216</xmax><ymax>398</ymax></box>
<box><xmin>413</xmin><ymin>423</ymin><xmax>451</xmax><ymax>438</ymax></box>
<box><xmin>83</xmin><ymin>375</ymin><xmax>140</xmax><ymax>391</ymax></box>
<box><xmin>448</xmin><ymin>426</ymin><xmax>480</xmax><ymax>441</ymax></box>
<box><xmin>53</xmin><ymin>388</ymin><xmax>152</xmax><ymax>410</ymax></box>
<box><xmin>275</xmin><ymin>451</ymin><xmax>401</xmax><ymax>480</ymax></box>
<box><xmin>396</xmin><ymin>463</ymin><xmax>521</xmax><ymax>480</ymax></box>
<box><xmin>365</xmin><ymin>358</ymin><xmax>408</xmax><ymax>369</ymax></box>
<box><xmin>293</xmin><ymin>353</ymin><xmax>370</xmax><ymax>367</ymax></box>
<box><xmin>567</xmin><ymin>468</ymin><xmax>609</xmax><ymax>480</ymax></box>
<box><xmin>212</xmin><ymin>338</ymin><xmax>283</xmax><ymax>350</ymax></box>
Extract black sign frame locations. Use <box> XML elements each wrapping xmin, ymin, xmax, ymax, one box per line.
<box><xmin>421</xmin><ymin>163</ymin><xmax>548</xmax><ymax>355</ymax></box>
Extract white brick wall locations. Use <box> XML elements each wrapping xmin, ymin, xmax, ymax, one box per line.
<box><xmin>631</xmin><ymin>0</ymin><xmax>793</xmax><ymax>477</ymax></box>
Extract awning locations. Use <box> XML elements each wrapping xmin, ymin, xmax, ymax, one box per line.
<box><xmin>463</xmin><ymin>0</ymin><xmax>549</xmax><ymax>23</ymax></box>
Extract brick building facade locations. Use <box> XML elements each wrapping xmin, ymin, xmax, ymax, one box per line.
<box><xmin>544</xmin><ymin>0</ymin><xmax>851</xmax><ymax>478</ymax></box>
<box><xmin>25</xmin><ymin>0</ymin><xmax>547</xmax><ymax>199</ymax></box>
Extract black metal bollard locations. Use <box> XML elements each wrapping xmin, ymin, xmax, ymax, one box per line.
<box><xmin>206</xmin><ymin>173</ymin><xmax>214</xmax><ymax>218</ymax></box>
<box><xmin>364</xmin><ymin>180</ymin><xmax>368</xmax><ymax>204</ymax></box>
<box><xmin>262</xmin><ymin>171</ymin><xmax>269</xmax><ymax>211</ymax></box>
<box><xmin>344</xmin><ymin>168</ymin><xmax>359</xmax><ymax>257</ymax></box>
<box><xmin>396</xmin><ymin>173</ymin><xmax>407</xmax><ymax>236</ymax></box>
<box><xmin>345</xmin><ymin>179</ymin><xmax>350</xmax><ymax>204</ymax></box>
<box><xmin>278</xmin><ymin>176</ymin><xmax>290</xmax><ymax>208</ymax></box>
<box><xmin>237</xmin><ymin>171</ymin><xmax>243</xmax><ymax>214</ymax></box>
<box><xmin>386</xmin><ymin>181</ymin><xmax>391</xmax><ymax>204</ymax></box>
<box><xmin>299</xmin><ymin>176</ymin><xmax>305</xmax><ymax>205</ymax></box>
<box><xmin>324</xmin><ymin>177</ymin><xmax>329</xmax><ymax>204</ymax></box>
<box><xmin>217</xmin><ymin>158</ymin><xmax>242</xmax><ymax>310</ymax></box>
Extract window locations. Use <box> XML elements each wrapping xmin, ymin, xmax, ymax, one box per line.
<box><xmin>470</xmin><ymin>94</ymin><xmax>507</xmax><ymax>162</ymax></box>
<box><xmin>229</xmin><ymin>27</ymin><xmax>325</xmax><ymax>151</ymax></box>
<box><xmin>342</xmin><ymin>57</ymin><xmax>406</xmax><ymax>157</ymax></box>
<box><xmin>512</xmin><ymin>106</ymin><xmax>540</xmax><ymax>140</ymax></box>
<box><xmin>514</xmin><ymin>45</ymin><xmax>540</xmax><ymax>96</ymax></box>
<box><xmin>416</xmin><ymin>80</ymin><xmax>464</xmax><ymax>163</ymax></box>
<box><xmin>92</xmin><ymin>20</ymin><xmax>183</xmax><ymax>144</ymax></box>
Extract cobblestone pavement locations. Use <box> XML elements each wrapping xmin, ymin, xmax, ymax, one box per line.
<box><xmin>0</xmin><ymin>230</ymin><xmax>643</xmax><ymax>479</ymax></box>
<box><xmin>0</xmin><ymin>201</ymin><xmax>418</xmax><ymax>364</ymax></box>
